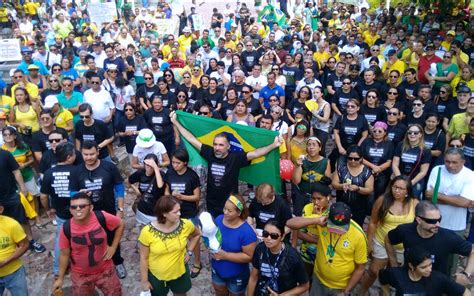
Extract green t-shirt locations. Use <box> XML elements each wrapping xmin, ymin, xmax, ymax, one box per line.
<box><xmin>299</xmin><ymin>158</ymin><xmax>328</xmax><ymax>194</ymax></box>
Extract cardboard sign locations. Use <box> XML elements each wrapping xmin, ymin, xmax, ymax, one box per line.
<box><xmin>88</xmin><ymin>2</ymin><xmax>118</xmax><ymax>25</ymax></box>
<box><xmin>0</xmin><ymin>39</ymin><xmax>22</xmax><ymax>62</ymax></box>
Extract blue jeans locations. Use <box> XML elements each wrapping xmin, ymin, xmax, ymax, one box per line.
<box><xmin>412</xmin><ymin>179</ymin><xmax>426</xmax><ymax>200</ymax></box>
<box><xmin>0</xmin><ymin>266</ymin><xmax>28</xmax><ymax>296</ymax></box>
<box><xmin>53</xmin><ymin>216</ymin><xmax>67</xmax><ymax>275</ymax></box>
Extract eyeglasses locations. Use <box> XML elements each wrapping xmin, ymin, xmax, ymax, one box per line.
<box><xmin>70</xmin><ymin>204</ymin><xmax>91</xmax><ymax>210</ymax></box>
<box><xmin>348</xmin><ymin>156</ymin><xmax>361</xmax><ymax>161</ymax></box>
<box><xmin>262</xmin><ymin>230</ymin><xmax>280</xmax><ymax>240</ymax></box>
<box><xmin>80</xmin><ymin>115</ymin><xmax>91</xmax><ymax>119</ymax></box>
<box><xmin>305</xmin><ymin>71</ymin><xmax>312</xmax><ymax>74</ymax></box>
<box><xmin>388</xmin><ymin>112</ymin><xmax>399</xmax><ymax>116</ymax></box>
<box><xmin>90</xmin><ymin>81</ymin><xmax>100</xmax><ymax>85</ymax></box>
<box><xmin>388</xmin><ymin>92</ymin><xmax>398</xmax><ymax>95</ymax></box>
<box><xmin>449</xmin><ymin>144</ymin><xmax>462</xmax><ymax>148</ymax></box>
<box><xmin>144</xmin><ymin>77</ymin><xmax>153</xmax><ymax>80</ymax></box>
<box><xmin>346</xmin><ymin>105</ymin><xmax>357</xmax><ymax>109</ymax></box>
<box><xmin>192</xmin><ymin>69</ymin><xmax>200</xmax><ymax>72</ymax></box>
<box><xmin>392</xmin><ymin>185</ymin><xmax>407</xmax><ymax>191</ymax></box>
<box><xmin>272</xmin><ymin>68</ymin><xmax>279</xmax><ymax>71</ymax></box>
<box><xmin>198</xmin><ymin>111</ymin><xmax>209</xmax><ymax>115</ymax></box>
<box><xmin>407</xmin><ymin>130</ymin><xmax>420</xmax><ymax>135</ymax></box>
<box><xmin>418</xmin><ymin>216</ymin><xmax>442</xmax><ymax>224</ymax></box>
<box><xmin>48</xmin><ymin>138</ymin><xmax>62</xmax><ymax>143</ymax></box>
<box><xmin>52</xmin><ymin>68</ymin><xmax>61</xmax><ymax>72</ymax></box>
<box><xmin>165</xmin><ymin>74</ymin><xmax>172</xmax><ymax>77</ymax></box>
<box><xmin>346</xmin><ymin>56</ymin><xmax>353</xmax><ymax>59</ymax></box>
<box><xmin>413</xmin><ymin>103</ymin><xmax>422</xmax><ymax>106</ymax></box>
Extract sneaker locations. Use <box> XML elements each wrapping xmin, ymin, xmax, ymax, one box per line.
<box><xmin>115</xmin><ymin>264</ymin><xmax>127</xmax><ymax>279</ymax></box>
<box><xmin>30</xmin><ymin>240</ymin><xmax>46</xmax><ymax>253</ymax></box>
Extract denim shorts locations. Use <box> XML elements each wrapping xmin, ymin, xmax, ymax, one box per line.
<box><xmin>0</xmin><ymin>266</ymin><xmax>28</xmax><ymax>296</ymax></box>
<box><xmin>211</xmin><ymin>268</ymin><xmax>249</xmax><ymax>294</ymax></box>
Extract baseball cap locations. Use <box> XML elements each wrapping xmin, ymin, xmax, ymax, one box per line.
<box><xmin>27</xmin><ymin>64</ymin><xmax>39</xmax><ymax>70</ymax></box>
<box><xmin>387</xmin><ymin>49</ymin><xmax>397</xmax><ymax>56</ymax></box>
<box><xmin>183</xmin><ymin>26</ymin><xmax>191</xmax><ymax>33</ymax></box>
<box><xmin>107</xmin><ymin>64</ymin><xmax>118</xmax><ymax>72</ymax></box>
<box><xmin>216</xmin><ymin>61</ymin><xmax>225</xmax><ymax>67</ymax></box>
<box><xmin>457</xmin><ymin>84</ymin><xmax>471</xmax><ymax>94</ymax></box>
<box><xmin>336</xmin><ymin>25</ymin><xmax>343</xmax><ymax>30</ymax></box>
<box><xmin>136</xmin><ymin>129</ymin><xmax>156</xmax><ymax>148</ymax></box>
<box><xmin>425</xmin><ymin>42</ymin><xmax>435</xmax><ymax>50</ymax></box>
<box><xmin>327</xmin><ymin>202</ymin><xmax>352</xmax><ymax>234</ymax></box>
<box><xmin>431</xmin><ymin>23</ymin><xmax>440</xmax><ymax>30</ymax></box>
<box><xmin>447</xmin><ymin>30</ymin><xmax>455</xmax><ymax>36</ymax></box>
<box><xmin>44</xmin><ymin>95</ymin><xmax>59</xmax><ymax>109</ymax></box>
<box><xmin>21</xmin><ymin>47</ymin><xmax>33</xmax><ymax>54</ymax></box>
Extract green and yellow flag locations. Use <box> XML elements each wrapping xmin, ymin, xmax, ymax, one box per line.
<box><xmin>176</xmin><ymin>111</ymin><xmax>281</xmax><ymax>191</ymax></box>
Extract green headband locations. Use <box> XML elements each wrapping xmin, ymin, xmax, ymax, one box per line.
<box><xmin>228</xmin><ymin>195</ymin><xmax>244</xmax><ymax>212</ymax></box>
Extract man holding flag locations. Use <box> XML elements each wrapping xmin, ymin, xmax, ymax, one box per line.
<box><xmin>425</xmin><ymin>148</ymin><xmax>474</xmax><ymax>276</ymax></box>
<box><xmin>171</xmin><ymin>111</ymin><xmax>282</xmax><ymax>217</ymax></box>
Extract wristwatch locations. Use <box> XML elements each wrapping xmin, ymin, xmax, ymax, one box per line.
<box><xmin>117</xmin><ymin>207</ymin><xmax>124</xmax><ymax>212</ymax></box>
<box><xmin>461</xmin><ymin>271</ymin><xmax>472</xmax><ymax>279</ymax></box>
<box><xmin>187</xmin><ymin>250</ymin><xmax>193</xmax><ymax>257</ymax></box>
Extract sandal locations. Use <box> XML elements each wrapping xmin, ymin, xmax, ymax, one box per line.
<box><xmin>190</xmin><ymin>264</ymin><xmax>202</xmax><ymax>278</ymax></box>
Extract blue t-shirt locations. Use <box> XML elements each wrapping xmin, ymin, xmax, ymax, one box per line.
<box><xmin>212</xmin><ymin>215</ymin><xmax>257</xmax><ymax>278</ymax></box>
<box><xmin>259</xmin><ymin>84</ymin><xmax>285</xmax><ymax>109</ymax></box>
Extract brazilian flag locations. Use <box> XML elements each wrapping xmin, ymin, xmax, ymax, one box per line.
<box><xmin>176</xmin><ymin>111</ymin><xmax>281</xmax><ymax>192</ymax></box>
<box><xmin>257</xmin><ymin>4</ymin><xmax>287</xmax><ymax>28</ymax></box>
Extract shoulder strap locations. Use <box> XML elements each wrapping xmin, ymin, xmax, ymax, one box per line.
<box><xmin>63</xmin><ymin>219</ymin><xmax>71</xmax><ymax>241</ymax></box>
<box><xmin>94</xmin><ymin>210</ymin><xmax>107</xmax><ymax>232</ymax></box>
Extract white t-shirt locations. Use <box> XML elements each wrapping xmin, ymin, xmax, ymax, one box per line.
<box><xmin>272</xmin><ymin>120</ymin><xmax>288</xmax><ymax>137</ymax></box>
<box><xmin>83</xmin><ymin>88</ymin><xmax>115</xmax><ymax>122</ymax></box>
<box><xmin>132</xmin><ymin>141</ymin><xmax>167</xmax><ymax>166</ymax></box>
<box><xmin>245</xmin><ymin>75</ymin><xmax>268</xmax><ymax>99</ymax></box>
<box><xmin>427</xmin><ymin>165</ymin><xmax>474</xmax><ymax>231</ymax></box>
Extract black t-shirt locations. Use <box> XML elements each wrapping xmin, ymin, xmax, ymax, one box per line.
<box><xmin>41</xmin><ymin>88</ymin><xmax>62</xmax><ymax>104</ymax></box>
<box><xmin>177</xmin><ymin>83</ymin><xmax>199</xmax><ymax>105</ymax></box>
<box><xmin>252</xmin><ymin>242</ymin><xmax>309</xmax><ymax>296</ymax></box>
<box><xmin>326</xmin><ymin>74</ymin><xmax>347</xmax><ymax>95</ymax></box>
<box><xmin>74</xmin><ymin>119</ymin><xmax>113</xmax><ymax>159</ymax></box>
<box><xmin>394</xmin><ymin>144</ymin><xmax>431</xmax><ymax>177</ymax></box>
<box><xmin>379</xmin><ymin>267</ymin><xmax>465</xmax><ymax>296</ymax></box>
<box><xmin>136</xmin><ymin>84</ymin><xmax>160</xmax><ymax>104</ymax></box>
<box><xmin>71</xmin><ymin>161</ymin><xmax>123</xmax><ymax>214</ymax></box>
<box><xmin>247</xmin><ymin>98</ymin><xmax>263</xmax><ymax>117</ymax></box>
<box><xmin>143</xmin><ymin>108</ymin><xmax>173</xmax><ymax>142</ymax></box>
<box><xmin>334</xmin><ymin>115</ymin><xmax>369</xmax><ymax>148</ymax></box>
<box><xmin>128</xmin><ymin>169</ymin><xmax>165</xmax><ymax>216</ymax></box>
<box><xmin>0</xmin><ymin>150</ymin><xmax>19</xmax><ymax>198</ymax></box>
<box><xmin>445</xmin><ymin>103</ymin><xmax>466</xmax><ymax>122</ymax></box>
<box><xmin>249</xmin><ymin>197</ymin><xmax>293</xmax><ymax>230</ymax></box>
<box><xmin>402</xmin><ymin>112</ymin><xmax>427</xmax><ymax>127</ymax></box>
<box><xmin>281</xmin><ymin>65</ymin><xmax>302</xmax><ymax>87</ymax></box>
<box><xmin>165</xmin><ymin>168</ymin><xmax>201</xmax><ymax>218</ymax></box>
<box><xmin>332</xmin><ymin>89</ymin><xmax>359</xmax><ymax>113</ymax></box>
<box><xmin>153</xmin><ymin>91</ymin><xmax>177</xmax><ymax>109</ymax></box>
<box><xmin>39</xmin><ymin>149</ymin><xmax>83</xmax><ymax>174</ymax></box>
<box><xmin>357</xmin><ymin>81</ymin><xmax>383</xmax><ymax>99</ymax></box>
<box><xmin>360</xmin><ymin>105</ymin><xmax>387</xmax><ymax>126</ymax></box>
<box><xmin>241</xmin><ymin>50</ymin><xmax>259</xmax><ymax>73</ymax></box>
<box><xmin>424</xmin><ymin>129</ymin><xmax>446</xmax><ymax>153</ymax></box>
<box><xmin>388</xmin><ymin>222</ymin><xmax>472</xmax><ymax>275</ymax></box>
<box><xmin>203</xmin><ymin>89</ymin><xmax>224</xmax><ymax>109</ymax></box>
<box><xmin>436</xmin><ymin>99</ymin><xmax>455</xmax><ymax>120</ymax></box>
<box><xmin>398</xmin><ymin>81</ymin><xmax>420</xmax><ymax>101</ymax></box>
<box><xmin>220</xmin><ymin>100</ymin><xmax>237</xmax><ymax>119</ymax></box>
<box><xmin>387</xmin><ymin>122</ymin><xmax>407</xmax><ymax>143</ymax></box>
<box><xmin>286</xmin><ymin>100</ymin><xmax>305</xmax><ymax>117</ymax></box>
<box><xmin>200</xmin><ymin>144</ymin><xmax>249</xmax><ymax>215</ymax></box>
<box><xmin>464</xmin><ymin>134</ymin><xmax>474</xmax><ymax>169</ymax></box>
<box><xmin>117</xmin><ymin>115</ymin><xmax>147</xmax><ymax>153</ymax></box>
<box><xmin>41</xmin><ymin>164</ymin><xmax>77</xmax><ymax>219</ymax></box>
<box><xmin>31</xmin><ymin>128</ymin><xmax>68</xmax><ymax>153</ymax></box>
<box><xmin>361</xmin><ymin>138</ymin><xmax>394</xmax><ymax>171</ymax></box>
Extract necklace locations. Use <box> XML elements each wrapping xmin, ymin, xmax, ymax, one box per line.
<box><xmin>326</xmin><ymin>233</ymin><xmax>342</xmax><ymax>264</ymax></box>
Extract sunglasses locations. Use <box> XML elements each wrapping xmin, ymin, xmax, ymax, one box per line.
<box><xmin>272</xmin><ymin>68</ymin><xmax>279</xmax><ymax>71</ymax></box>
<box><xmin>80</xmin><ymin>115</ymin><xmax>91</xmax><ymax>119</ymax></box>
<box><xmin>388</xmin><ymin>92</ymin><xmax>398</xmax><ymax>95</ymax></box>
<box><xmin>346</xmin><ymin>105</ymin><xmax>357</xmax><ymax>109</ymax></box>
<box><xmin>70</xmin><ymin>204</ymin><xmax>91</xmax><ymax>210</ymax></box>
<box><xmin>242</xmin><ymin>91</ymin><xmax>251</xmax><ymax>94</ymax></box>
<box><xmin>144</xmin><ymin>77</ymin><xmax>153</xmax><ymax>80</ymax></box>
<box><xmin>50</xmin><ymin>79</ymin><xmax>58</xmax><ymax>82</ymax></box>
<box><xmin>198</xmin><ymin>111</ymin><xmax>209</xmax><ymax>115</ymax></box>
<box><xmin>177</xmin><ymin>95</ymin><xmax>186</xmax><ymax>98</ymax></box>
<box><xmin>407</xmin><ymin>131</ymin><xmax>420</xmax><ymax>135</ymax></box>
<box><xmin>14</xmin><ymin>76</ymin><xmax>23</xmax><ymax>79</ymax></box>
<box><xmin>413</xmin><ymin>103</ymin><xmax>422</xmax><ymax>106</ymax></box>
<box><xmin>389</xmin><ymin>75</ymin><xmax>399</xmax><ymax>78</ymax></box>
<box><xmin>343</xmin><ymin>82</ymin><xmax>351</xmax><ymax>85</ymax></box>
<box><xmin>418</xmin><ymin>216</ymin><xmax>442</xmax><ymax>224</ymax></box>
<box><xmin>348</xmin><ymin>156</ymin><xmax>361</xmax><ymax>161</ymax></box>
<box><xmin>262</xmin><ymin>230</ymin><xmax>280</xmax><ymax>240</ymax></box>
<box><xmin>165</xmin><ymin>74</ymin><xmax>172</xmax><ymax>77</ymax></box>
<box><xmin>440</xmin><ymin>90</ymin><xmax>447</xmax><ymax>94</ymax></box>
<box><xmin>52</xmin><ymin>68</ymin><xmax>61</xmax><ymax>72</ymax></box>
<box><xmin>90</xmin><ymin>81</ymin><xmax>100</xmax><ymax>85</ymax></box>
<box><xmin>63</xmin><ymin>83</ymin><xmax>72</xmax><ymax>87</ymax></box>
<box><xmin>125</xmin><ymin>108</ymin><xmax>134</xmax><ymax>112</ymax></box>
<box><xmin>48</xmin><ymin>138</ymin><xmax>62</xmax><ymax>143</ymax></box>
<box><xmin>449</xmin><ymin>144</ymin><xmax>462</xmax><ymax>148</ymax></box>
<box><xmin>388</xmin><ymin>112</ymin><xmax>399</xmax><ymax>116</ymax></box>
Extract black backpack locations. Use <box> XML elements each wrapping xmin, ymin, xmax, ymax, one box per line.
<box><xmin>63</xmin><ymin>210</ymin><xmax>110</xmax><ymax>242</ymax></box>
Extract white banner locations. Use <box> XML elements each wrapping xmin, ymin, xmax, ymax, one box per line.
<box><xmin>154</xmin><ymin>17</ymin><xmax>180</xmax><ymax>37</ymax></box>
<box><xmin>87</xmin><ymin>2</ymin><xmax>118</xmax><ymax>25</ymax></box>
<box><xmin>0</xmin><ymin>39</ymin><xmax>21</xmax><ymax>62</ymax></box>
<box><xmin>191</xmin><ymin>14</ymin><xmax>204</xmax><ymax>32</ymax></box>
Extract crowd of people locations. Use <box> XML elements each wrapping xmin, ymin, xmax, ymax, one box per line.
<box><xmin>0</xmin><ymin>0</ymin><xmax>473</xmax><ymax>295</ymax></box>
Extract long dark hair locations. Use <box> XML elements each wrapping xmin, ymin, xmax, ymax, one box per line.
<box><xmin>377</xmin><ymin>175</ymin><xmax>414</xmax><ymax>222</ymax></box>
<box><xmin>2</xmin><ymin>126</ymin><xmax>28</xmax><ymax>150</ymax></box>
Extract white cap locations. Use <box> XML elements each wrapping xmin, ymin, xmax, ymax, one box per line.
<box><xmin>183</xmin><ymin>26</ymin><xmax>191</xmax><ymax>33</ymax></box>
<box><xmin>44</xmin><ymin>95</ymin><xmax>59</xmax><ymax>109</ymax></box>
<box><xmin>136</xmin><ymin>129</ymin><xmax>156</xmax><ymax>148</ymax></box>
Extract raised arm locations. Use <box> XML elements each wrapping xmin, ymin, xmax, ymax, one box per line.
<box><xmin>247</xmin><ymin>136</ymin><xmax>282</xmax><ymax>160</ymax></box>
<box><xmin>170</xmin><ymin>111</ymin><xmax>202</xmax><ymax>151</ymax></box>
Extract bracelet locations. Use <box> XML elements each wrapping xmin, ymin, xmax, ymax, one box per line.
<box><xmin>461</xmin><ymin>271</ymin><xmax>472</xmax><ymax>279</ymax></box>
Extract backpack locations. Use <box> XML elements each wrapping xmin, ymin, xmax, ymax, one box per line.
<box><xmin>63</xmin><ymin>210</ymin><xmax>111</xmax><ymax>242</ymax></box>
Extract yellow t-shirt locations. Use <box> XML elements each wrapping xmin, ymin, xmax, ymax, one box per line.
<box><xmin>448</xmin><ymin>112</ymin><xmax>470</xmax><ymax>138</ymax></box>
<box><xmin>300</xmin><ymin>203</ymin><xmax>323</xmax><ymax>264</ymax></box>
<box><xmin>363</xmin><ymin>31</ymin><xmax>380</xmax><ymax>47</ymax></box>
<box><xmin>289</xmin><ymin>137</ymin><xmax>307</xmax><ymax>164</ymax></box>
<box><xmin>313</xmin><ymin>51</ymin><xmax>330</xmax><ymax>68</ymax></box>
<box><xmin>177</xmin><ymin>35</ymin><xmax>193</xmax><ymax>50</ymax></box>
<box><xmin>452</xmin><ymin>51</ymin><xmax>469</xmax><ymax>77</ymax></box>
<box><xmin>0</xmin><ymin>95</ymin><xmax>15</xmax><ymax>117</ymax></box>
<box><xmin>23</xmin><ymin>2</ymin><xmax>39</xmax><ymax>15</ymax></box>
<box><xmin>55</xmin><ymin>108</ymin><xmax>73</xmax><ymax>131</ymax></box>
<box><xmin>382</xmin><ymin>59</ymin><xmax>406</xmax><ymax>85</ymax></box>
<box><xmin>224</xmin><ymin>40</ymin><xmax>237</xmax><ymax>51</ymax></box>
<box><xmin>138</xmin><ymin>219</ymin><xmax>195</xmax><ymax>281</ymax></box>
<box><xmin>14</xmin><ymin>105</ymin><xmax>39</xmax><ymax>133</ymax></box>
<box><xmin>313</xmin><ymin>221</ymin><xmax>368</xmax><ymax>289</ymax></box>
<box><xmin>11</xmin><ymin>83</ymin><xmax>39</xmax><ymax>101</ymax></box>
<box><xmin>451</xmin><ymin>78</ymin><xmax>474</xmax><ymax>97</ymax></box>
<box><xmin>0</xmin><ymin>215</ymin><xmax>27</xmax><ymax>277</ymax></box>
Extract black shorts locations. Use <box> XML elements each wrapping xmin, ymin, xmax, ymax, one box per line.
<box><xmin>2</xmin><ymin>193</ymin><xmax>27</xmax><ymax>224</ymax></box>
